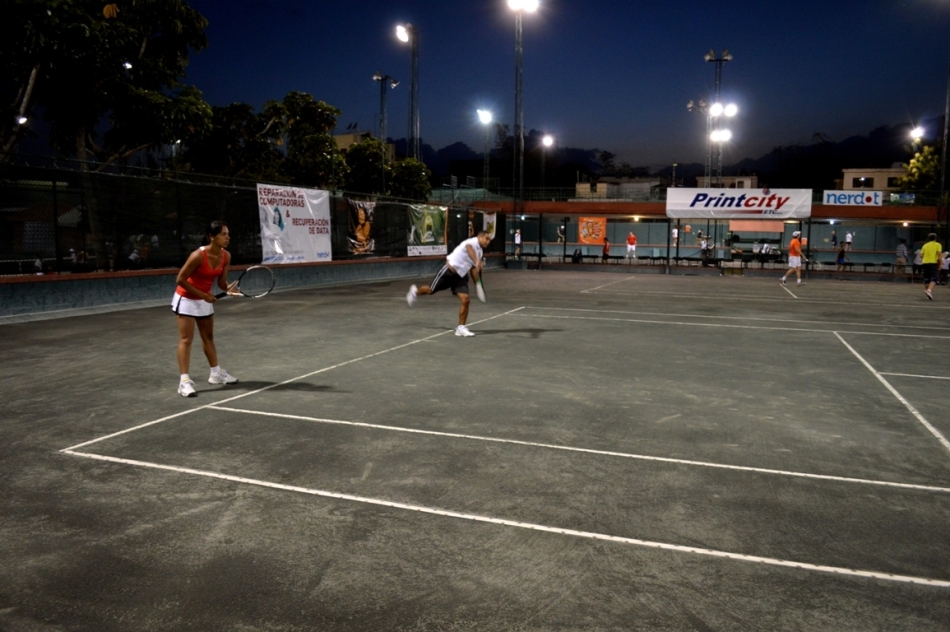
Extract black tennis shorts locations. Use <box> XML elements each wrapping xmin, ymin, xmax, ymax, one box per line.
<box><xmin>428</xmin><ymin>265</ymin><xmax>469</xmax><ymax>295</ymax></box>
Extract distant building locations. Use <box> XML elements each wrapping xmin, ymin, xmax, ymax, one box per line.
<box><xmin>695</xmin><ymin>175</ymin><xmax>758</xmax><ymax>189</ymax></box>
<box><xmin>837</xmin><ymin>165</ymin><xmax>905</xmax><ymax>191</ymax></box>
<box><xmin>574</xmin><ymin>177</ymin><xmax>662</xmax><ymax>200</ymax></box>
<box><xmin>333</xmin><ymin>130</ymin><xmax>396</xmax><ymax>163</ymax></box>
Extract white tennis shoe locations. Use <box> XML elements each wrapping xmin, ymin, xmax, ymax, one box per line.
<box><xmin>178</xmin><ymin>379</ymin><xmax>197</xmax><ymax>397</ymax></box>
<box><xmin>406</xmin><ymin>284</ymin><xmax>418</xmax><ymax>306</ymax></box>
<box><xmin>209</xmin><ymin>368</ymin><xmax>238</xmax><ymax>384</ymax></box>
<box><xmin>455</xmin><ymin>324</ymin><xmax>475</xmax><ymax>337</ymax></box>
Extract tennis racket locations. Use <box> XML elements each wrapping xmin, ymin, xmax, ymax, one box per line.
<box><xmin>805</xmin><ymin>257</ymin><xmax>822</xmax><ymax>271</ymax></box>
<box><xmin>216</xmin><ymin>265</ymin><xmax>275</xmax><ymax>298</ymax></box>
<box><xmin>475</xmin><ymin>272</ymin><xmax>487</xmax><ymax>303</ymax></box>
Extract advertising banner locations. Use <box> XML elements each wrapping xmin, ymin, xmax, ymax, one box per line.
<box><xmin>407</xmin><ymin>204</ymin><xmax>448</xmax><ymax>256</ymax></box>
<box><xmin>482</xmin><ymin>212</ymin><xmax>497</xmax><ymax>240</ymax></box>
<box><xmin>666</xmin><ymin>188</ymin><xmax>812</xmax><ymax>219</ymax></box>
<box><xmin>257</xmin><ymin>184</ymin><xmax>331</xmax><ymax>264</ymax></box>
<box><xmin>347</xmin><ymin>200</ymin><xmax>375</xmax><ymax>255</ymax></box>
<box><xmin>822</xmin><ymin>191</ymin><xmax>882</xmax><ymax>206</ymax></box>
<box><xmin>578</xmin><ymin>217</ymin><xmax>607</xmax><ymax>244</ymax></box>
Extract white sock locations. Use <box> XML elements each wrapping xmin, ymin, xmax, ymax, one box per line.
<box><xmin>180</xmin><ymin>374</ymin><xmax>190</xmax><ymax>382</ymax></box>
<box><xmin>210</xmin><ymin>366</ymin><xmax>220</xmax><ymax>374</ymax></box>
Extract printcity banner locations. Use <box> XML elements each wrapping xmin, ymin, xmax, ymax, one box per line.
<box><xmin>257</xmin><ymin>184</ymin><xmax>331</xmax><ymax>264</ymax></box>
<box><xmin>578</xmin><ymin>217</ymin><xmax>607</xmax><ymax>244</ymax></box>
<box><xmin>822</xmin><ymin>190</ymin><xmax>883</xmax><ymax>206</ymax></box>
<box><xmin>666</xmin><ymin>188</ymin><xmax>812</xmax><ymax>219</ymax></box>
<box><xmin>347</xmin><ymin>200</ymin><xmax>375</xmax><ymax>255</ymax></box>
<box><xmin>407</xmin><ymin>204</ymin><xmax>448</xmax><ymax>256</ymax></box>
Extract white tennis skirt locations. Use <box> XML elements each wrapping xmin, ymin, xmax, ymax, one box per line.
<box><xmin>171</xmin><ymin>293</ymin><xmax>214</xmax><ymax>318</ymax></box>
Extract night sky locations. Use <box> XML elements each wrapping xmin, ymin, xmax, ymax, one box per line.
<box><xmin>184</xmin><ymin>0</ymin><xmax>950</xmax><ymax>168</ymax></box>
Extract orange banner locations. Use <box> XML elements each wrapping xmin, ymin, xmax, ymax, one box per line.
<box><xmin>578</xmin><ymin>217</ymin><xmax>607</xmax><ymax>244</ymax></box>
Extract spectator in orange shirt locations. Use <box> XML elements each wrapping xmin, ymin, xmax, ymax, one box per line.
<box><xmin>626</xmin><ymin>232</ymin><xmax>637</xmax><ymax>262</ymax></box>
<box><xmin>781</xmin><ymin>230</ymin><xmax>804</xmax><ymax>287</ymax></box>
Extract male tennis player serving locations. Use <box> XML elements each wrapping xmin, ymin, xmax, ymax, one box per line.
<box><xmin>171</xmin><ymin>220</ymin><xmax>239</xmax><ymax>397</ymax></box>
<box><xmin>406</xmin><ymin>231</ymin><xmax>491</xmax><ymax>337</ymax></box>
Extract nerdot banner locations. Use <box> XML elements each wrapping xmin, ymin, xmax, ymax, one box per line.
<box><xmin>257</xmin><ymin>184</ymin><xmax>331</xmax><ymax>264</ymax></box>
<box><xmin>407</xmin><ymin>204</ymin><xmax>448</xmax><ymax>256</ymax></box>
<box><xmin>822</xmin><ymin>191</ymin><xmax>882</xmax><ymax>206</ymax></box>
<box><xmin>666</xmin><ymin>188</ymin><xmax>812</xmax><ymax>219</ymax></box>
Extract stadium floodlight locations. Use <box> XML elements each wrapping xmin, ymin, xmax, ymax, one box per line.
<box><xmin>508</xmin><ymin>0</ymin><xmax>539</xmax><ymax>11</ymax></box>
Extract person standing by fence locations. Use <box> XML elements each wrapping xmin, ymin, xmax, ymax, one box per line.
<box><xmin>895</xmin><ymin>239</ymin><xmax>910</xmax><ymax>275</ymax></box>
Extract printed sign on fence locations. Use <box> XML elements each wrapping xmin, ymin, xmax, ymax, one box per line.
<box><xmin>347</xmin><ymin>200</ymin><xmax>375</xmax><ymax>255</ymax></box>
<box><xmin>666</xmin><ymin>188</ymin><xmax>812</xmax><ymax>219</ymax></box>
<box><xmin>578</xmin><ymin>217</ymin><xmax>607</xmax><ymax>244</ymax></box>
<box><xmin>257</xmin><ymin>184</ymin><xmax>331</xmax><ymax>264</ymax></box>
<box><xmin>822</xmin><ymin>191</ymin><xmax>882</xmax><ymax>206</ymax></box>
<box><xmin>482</xmin><ymin>212</ymin><xmax>497</xmax><ymax>240</ymax></box>
<box><xmin>407</xmin><ymin>204</ymin><xmax>448</xmax><ymax>256</ymax></box>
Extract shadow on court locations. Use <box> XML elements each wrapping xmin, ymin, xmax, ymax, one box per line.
<box><xmin>1</xmin><ymin>270</ymin><xmax>949</xmax><ymax>631</ymax></box>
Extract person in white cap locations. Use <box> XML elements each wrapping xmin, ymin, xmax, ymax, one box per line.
<box><xmin>780</xmin><ymin>230</ymin><xmax>804</xmax><ymax>287</ymax></box>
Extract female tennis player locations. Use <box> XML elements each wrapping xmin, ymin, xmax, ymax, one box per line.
<box><xmin>171</xmin><ymin>220</ymin><xmax>239</xmax><ymax>397</ymax></box>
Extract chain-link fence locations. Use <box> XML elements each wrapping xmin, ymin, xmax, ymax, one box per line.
<box><xmin>0</xmin><ymin>164</ymin><xmax>505</xmax><ymax>275</ymax></box>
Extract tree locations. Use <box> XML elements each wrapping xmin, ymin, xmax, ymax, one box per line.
<box><xmin>389</xmin><ymin>158</ymin><xmax>431</xmax><ymax>201</ymax></box>
<box><xmin>280</xmin><ymin>91</ymin><xmax>344</xmax><ymax>188</ymax></box>
<box><xmin>1</xmin><ymin>0</ymin><xmax>212</xmax><ymax>167</ymax></box>
<box><xmin>344</xmin><ymin>137</ymin><xmax>390</xmax><ymax>195</ymax></box>
<box><xmin>598</xmin><ymin>150</ymin><xmax>617</xmax><ymax>176</ymax></box>
<box><xmin>177</xmin><ymin>101</ymin><xmax>287</xmax><ymax>181</ymax></box>
<box><xmin>898</xmin><ymin>145</ymin><xmax>940</xmax><ymax>191</ymax></box>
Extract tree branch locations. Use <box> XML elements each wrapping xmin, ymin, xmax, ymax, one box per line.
<box><xmin>98</xmin><ymin>143</ymin><xmax>154</xmax><ymax>169</ymax></box>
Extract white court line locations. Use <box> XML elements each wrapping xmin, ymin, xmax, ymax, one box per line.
<box><xmin>59</xmin><ymin>449</ymin><xmax>950</xmax><ymax>588</ymax></box>
<box><xmin>208</xmin><ymin>406</ymin><xmax>950</xmax><ymax>495</ymax></box>
<box><xmin>581</xmin><ymin>276</ymin><xmax>637</xmax><ymax>293</ymax></box>
<box><xmin>880</xmin><ymin>372</ymin><xmax>950</xmax><ymax>381</ymax></box>
<box><xmin>780</xmin><ymin>284</ymin><xmax>799</xmax><ymax>299</ymax></box>
<box><xmin>525</xmin><ymin>306</ymin><xmax>950</xmax><ymax>331</ymax></box>
<box><xmin>834</xmin><ymin>332</ymin><xmax>950</xmax><ymax>455</ymax></box>
<box><xmin>61</xmin><ymin>307</ymin><xmax>526</xmax><ymax>453</ymax></box>
<box><xmin>511</xmin><ymin>312</ymin><xmax>950</xmax><ymax>339</ymax></box>
<box><xmin>583</xmin><ymin>289</ymin><xmax>950</xmax><ymax>310</ymax></box>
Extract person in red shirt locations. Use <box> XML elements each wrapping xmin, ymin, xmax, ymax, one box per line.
<box><xmin>626</xmin><ymin>232</ymin><xmax>637</xmax><ymax>262</ymax></box>
<box><xmin>780</xmin><ymin>230</ymin><xmax>804</xmax><ymax>287</ymax></box>
<box><xmin>171</xmin><ymin>220</ymin><xmax>239</xmax><ymax>397</ymax></box>
<box><xmin>602</xmin><ymin>237</ymin><xmax>611</xmax><ymax>263</ymax></box>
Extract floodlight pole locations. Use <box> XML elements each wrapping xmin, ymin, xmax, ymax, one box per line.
<box><xmin>514</xmin><ymin>11</ymin><xmax>525</xmax><ymax>211</ymax></box>
<box><xmin>483</xmin><ymin>125</ymin><xmax>491</xmax><ymax>184</ymax></box>
<box><xmin>409</xmin><ymin>26</ymin><xmax>420</xmax><ymax>160</ymax></box>
<box><xmin>706</xmin><ymin>50</ymin><xmax>732</xmax><ymax>187</ymax></box>
<box><xmin>941</xmin><ymin>59</ymin><xmax>950</xmax><ymax>244</ymax></box>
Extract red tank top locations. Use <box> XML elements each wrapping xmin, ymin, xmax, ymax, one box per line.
<box><xmin>176</xmin><ymin>247</ymin><xmax>227</xmax><ymax>299</ymax></box>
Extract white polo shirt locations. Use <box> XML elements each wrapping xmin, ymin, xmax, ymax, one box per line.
<box><xmin>447</xmin><ymin>237</ymin><xmax>483</xmax><ymax>278</ymax></box>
